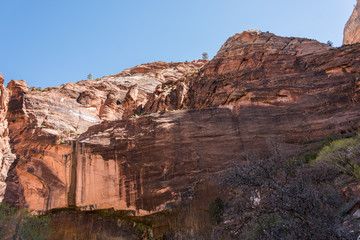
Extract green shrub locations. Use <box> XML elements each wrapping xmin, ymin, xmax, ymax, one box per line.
<box><xmin>250</xmin><ymin>213</ymin><xmax>287</xmax><ymax>239</ymax></box>
<box><xmin>216</xmin><ymin>155</ymin><xmax>354</xmax><ymax>239</ymax></box>
<box><xmin>302</xmin><ymin>151</ymin><xmax>318</xmax><ymax>163</ymax></box>
<box><xmin>0</xmin><ymin>203</ymin><xmax>52</xmax><ymax>240</ymax></box>
<box><xmin>316</xmin><ymin>136</ymin><xmax>360</xmax><ymax>178</ymax></box>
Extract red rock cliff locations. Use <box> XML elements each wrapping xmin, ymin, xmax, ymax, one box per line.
<box><xmin>0</xmin><ymin>73</ymin><xmax>16</xmax><ymax>202</ymax></box>
<box><xmin>344</xmin><ymin>0</ymin><xmax>360</xmax><ymax>45</ymax></box>
<box><xmin>4</xmin><ymin>30</ymin><xmax>360</xmax><ymax>238</ymax></box>
<box><xmin>2</xmin><ymin>61</ymin><xmax>208</xmax><ymax>211</ymax></box>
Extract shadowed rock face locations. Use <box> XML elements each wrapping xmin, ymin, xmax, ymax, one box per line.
<box><xmin>344</xmin><ymin>0</ymin><xmax>360</xmax><ymax>45</ymax></box>
<box><xmin>3</xmin><ymin>31</ymin><xmax>360</xmax><ymax>232</ymax></box>
<box><xmin>48</xmin><ymin>210</ymin><xmax>146</xmax><ymax>240</ymax></box>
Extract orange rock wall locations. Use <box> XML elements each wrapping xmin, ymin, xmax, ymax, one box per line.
<box><xmin>0</xmin><ymin>73</ymin><xmax>16</xmax><ymax>202</ymax></box>
<box><xmin>4</xmin><ymin>32</ymin><xmax>360</xmax><ymax>218</ymax></box>
<box><xmin>344</xmin><ymin>0</ymin><xmax>360</xmax><ymax>45</ymax></box>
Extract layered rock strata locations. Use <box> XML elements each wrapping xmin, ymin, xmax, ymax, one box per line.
<box><xmin>0</xmin><ymin>73</ymin><xmax>15</xmax><ymax>202</ymax></box>
<box><xmin>344</xmin><ymin>0</ymin><xmax>360</xmax><ymax>45</ymax></box>
<box><xmin>67</xmin><ymin>32</ymin><xmax>360</xmax><ymax>215</ymax></box>
<box><xmin>4</xmin><ymin>31</ymin><xmax>360</xmax><ymax>222</ymax></box>
<box><xmin>2</xmin><ymin>61</ymin><xmax>207</xmax><ymax>210</ymax></box>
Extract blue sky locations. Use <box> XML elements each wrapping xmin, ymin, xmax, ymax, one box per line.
<box><xmin>0</xmin><ymin>0</ymin><xmax>356</xmax><ymax>88</ymax></box>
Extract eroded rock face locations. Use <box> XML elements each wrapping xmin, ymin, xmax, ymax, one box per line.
<box><xmin>0</xmin><ymin>74</ymin><xmax>16</xmax><ymax>202</ymax></box>
<box><xmin>144</xmin><ymin>31</ymin><xmax>360</xmax><ymax>147</ymax></box>
<box><xmin>188</xmin><ymin>31</ymin><xmax>333</xmax><ymax>108</ymax></box>
<box><xmin>70</xmin><ymin>31</ymin><xmax>360</xmax><ymax>215</ymax></box>
<box><xmin>143</xmin><ymin>31</ymin><xmax>335</xmax><ymax>112</ymax></box>
<box><xmin>2</xmin><ymin>61</ymin><xmax>207</xmax><ymax>211</ymax></box>
<box><xmin>75</xmin><ymin>108</ymin><xmax>241</xmax><ymax>214</ymax></box>
<box><xmin>185</xmin><ymin>31</ymin><xmax>360</xmax><ymax>147</ymax></box>
<box><xmin>4</xmin><ymin>31</ymin><xmax>360</xmax><ymax>236</ymax></box>
<box><xmin>344</xmin><ymin>0</ymin><xmax>360</xmax><ymax>45</ymax></box>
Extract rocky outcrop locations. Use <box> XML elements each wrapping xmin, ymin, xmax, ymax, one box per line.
<box><xmin>143</xmin><ymin>31</ymin><xmax>336</xmax><ymax>112</ymax></box>
<box><xmin>0</xmin><ymin>73</ymin><xmax>16</xmax><ymax>202</ymax></box>
<box><xmin>145</xmin><ymin>31</ymin><xmax>360</xmax><ymax>145</ymax></box>
<box><xmin>344</xmin><ymin>0</ymin><xmax>360</xmax><ymax>45</ymax></box>
<box><xmin>189</xmin><ymin>31</ymin><xmax>332</xmax><ymax>108</ymax></box>
<box><xmin>142</xmin><ymin>80</ymin><xmax>189</xmax><ymax>113</ymax></box>
<box><xmin>186</xmin><ymin>31</ymin><xmax>360</xmax><ymax>146</ymax></box>
<box><xmin>2</xmin><ymin>61</ymin><xmax>207</xmax><ymax>211</ymax></box>
<box><xmin>121</xmin><ymin>84</ymin><xmax>139</xmax><ymax>119</ymax></box>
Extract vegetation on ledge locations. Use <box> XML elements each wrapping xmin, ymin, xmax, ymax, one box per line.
<box><xmin>213</xmin><ymin>134</ymin><xmax>360</xmax><ymax>240</ymax></box>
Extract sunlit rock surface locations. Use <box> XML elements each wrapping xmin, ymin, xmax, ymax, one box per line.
<box><xmin>344</xmin><ymin>0</ymin><xmax>360</xmax><ymax>45</ymax></box>
<box><xmin>0</xmin><ymin>73</ymin><xmax>15</xmax><ymax>202</ymax></box>
<box><xmin>2</xmin><ymin>61</ymin><xmax>208</xmax><ymax>211</ymax></box>
<box><xmin>4</xmin><ymin>30</ymin><xmax>360</xmax><ymax>238</ymax></box>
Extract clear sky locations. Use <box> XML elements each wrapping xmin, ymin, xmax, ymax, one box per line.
<box><xmin>0</xmin><ymin>0</ymin><xmax>356</xmax><ymax>88</ymax></box>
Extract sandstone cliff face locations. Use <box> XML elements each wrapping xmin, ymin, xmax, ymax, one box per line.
<box><xmin>344</xmin><ymin>0</ymin><xmax>360</xmax><ymax>45</ymax></box>
<box><xmin>186</xmin><ymin>31</ymin><xmax>360</xmax><ymax>147</ymax></box>
<box><xmin>0</xmin><ymin>73</ymin><xmax>16</xmax><ymax>202</ymax></box>
<box><xmin>146</xmin><ymin>31</ymin><xmax>360</xmax><ymax>146</ymax></box>
<box><xmin>76</xmin><ymin>108</ymin><xmax>240</xmax><ymax>214</ymax></box>
<box><xmin>69</xmin><ymin>32</ymin><xmax>360</xmax><ymax>216</ymax></box>
<box><xmin>2</xmin><ymin>61</ymin><xmax>207</xmax><ymax>211</ymax></box>
<box><xmin>5</xmin><ymin>30</ymin><xmax>360</xmax><ymax>238</ymax></box>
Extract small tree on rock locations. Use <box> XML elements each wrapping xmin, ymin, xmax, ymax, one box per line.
<box><xmin>202</xmin><ymin>52</ymin><xmax>209</xmax><ymax>60</ymax></box>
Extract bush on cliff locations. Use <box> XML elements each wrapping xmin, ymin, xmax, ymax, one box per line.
<box><xmin>213</xmin><ymin>151</ymin><xmax>358</xmax><ymax>240</ymax></box>
<box><xmin>0</xmin><ymin>203</ymin><xmax>52</xmax><ymax>240</ymax></box>
<box><xmin>316</xmin><ymin>136</ymin><xmax>360</xmax><ymax>178</ymax></box>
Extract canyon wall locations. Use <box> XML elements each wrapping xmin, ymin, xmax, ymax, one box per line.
<box><xmin>76</xmin><ymin>108</ymin><xmax>241</xmax><ymax>214</ymax></box>
<box><xmin>0</xmin><ymin>4</ymin><xmax>360</xmax><ymax>238</ymax></box>
<box><xmin>1</xmin><ymin>61</ymin><xmax>208</xmax><ymax>211</ymax></box>
<box><xmin>344</xmin><ymin>0</ymin><xmax>360</xmax><ymax>45</ymax></box>
<box><xmin>0</xmin><ymin>73</ymin><xmax>16</xmax><ymax>202</ymax></box>
<box><xmin>5</xmin><ymin>31</ymin><xmax>360</xmax><ymax>216</ymax></box>
<box><xmin>3</xmin><ymin>29</ymin><xmax>360</xmax><ymax>238</ymax></box>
